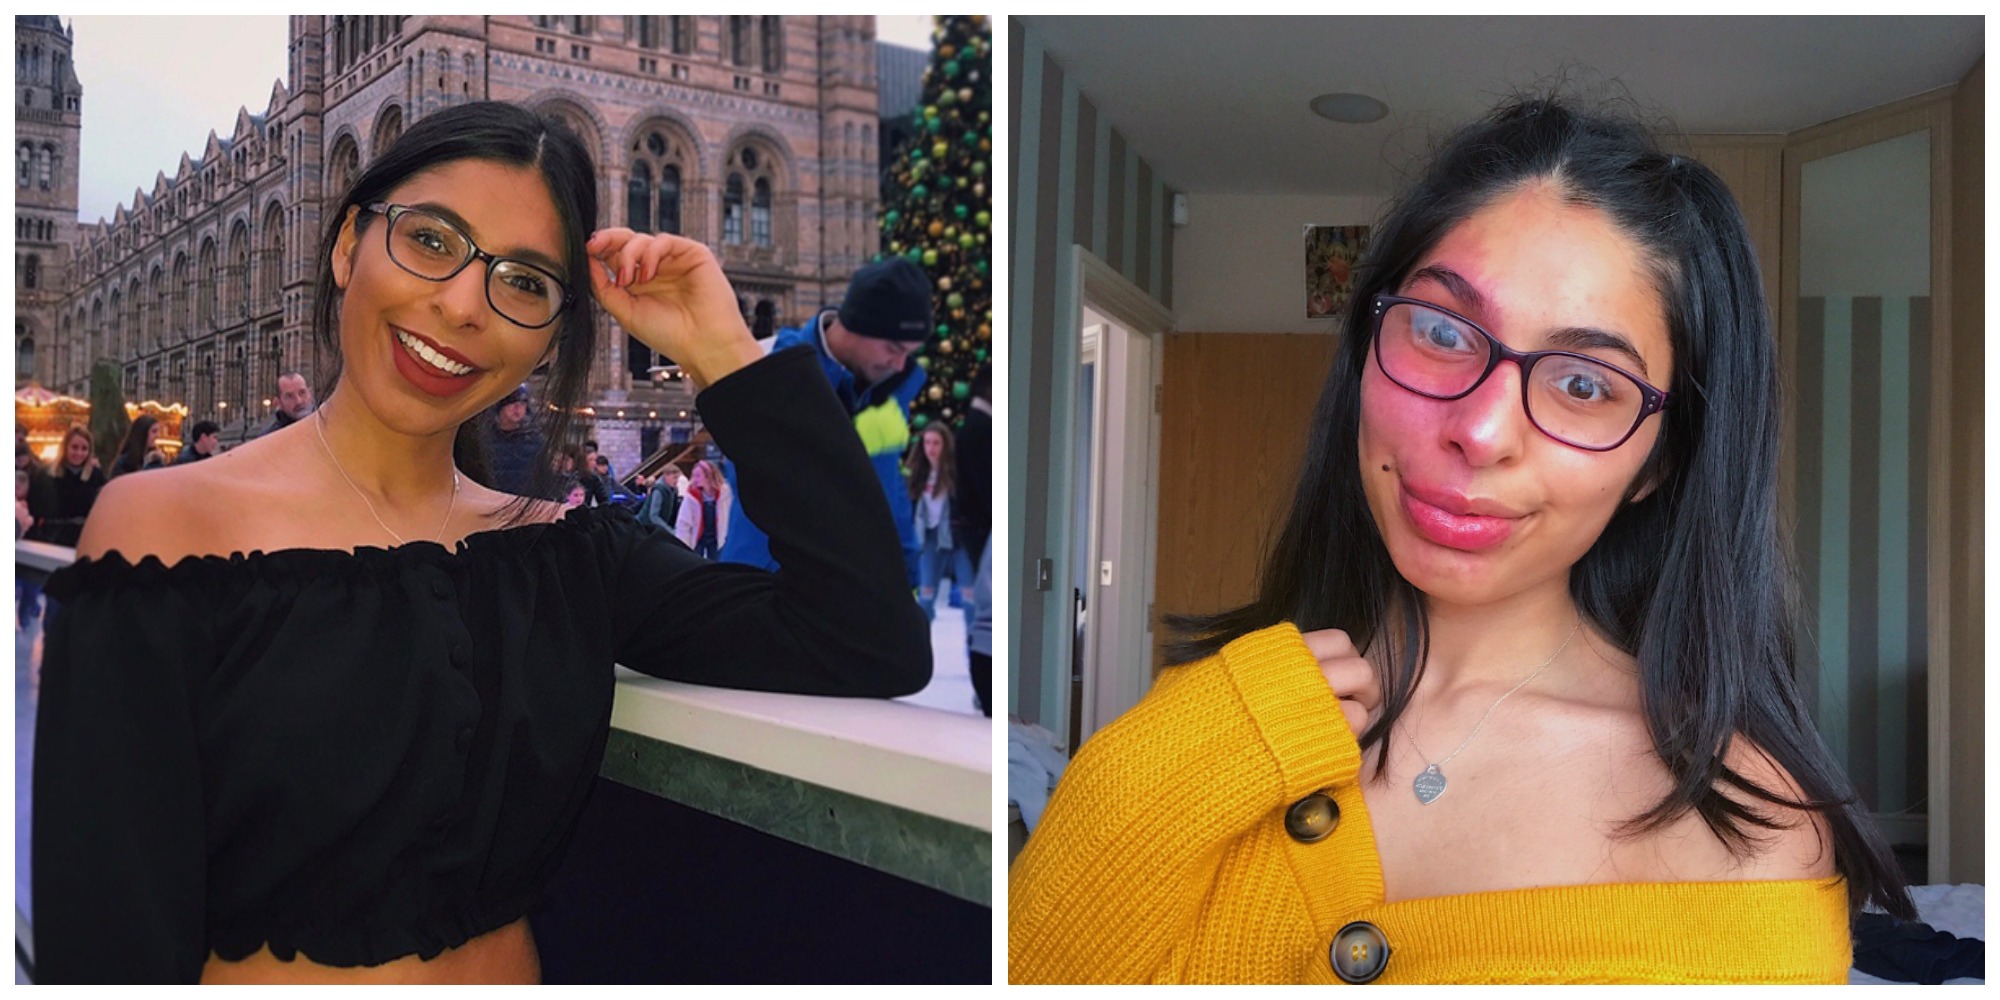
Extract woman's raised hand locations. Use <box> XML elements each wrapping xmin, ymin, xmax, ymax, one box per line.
<box><xmin>585</xmin><ymin>228</ymin><xmax>764</xmax><ymax>390</ymax></box>
<box><xmin>1302</xmin><ymin>628</ymin><xmax>1380</xmax><ymax>738</ymax></box>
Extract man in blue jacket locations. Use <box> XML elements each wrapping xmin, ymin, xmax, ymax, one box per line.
<box><xmin>719</xmin><ymin>257</ymin><xmax>930</xmax><ymax>581</ymax></box>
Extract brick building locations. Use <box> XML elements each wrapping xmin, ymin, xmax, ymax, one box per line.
<box><xmin>14</xmin><ymin>15</ymin><xmax>83</xmax><ymax>392</ymax></box>
<box><xmin>34</xmin><ymin>15</ymin><xmax>888</xmax><ymax>466</ymax></box>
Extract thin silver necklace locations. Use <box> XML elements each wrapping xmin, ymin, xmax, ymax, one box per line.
<box><xmin>1406</xmin><ymin>619</ymin><xmax>1581</xmax><ymax>805</ymax></box>
<box><xmin>314</xmin><ymin>407</ymin><xmax>460</xmax><ymax>547</ymax></box>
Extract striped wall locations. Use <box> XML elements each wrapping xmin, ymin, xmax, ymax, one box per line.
<box><xmin>1793</xmin><ymin>295</ymin><xmax>1930</xmax><ymax>817</ymax></box>
<box><xmin>1009</xmin><ymin>19</ymin><xmax>1178</xmax><ymax>731</ymax></box>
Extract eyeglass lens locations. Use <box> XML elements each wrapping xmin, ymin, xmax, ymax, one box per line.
<box><xmin>386</xmin><ymin>209</ymin><xmax>565</xmax><ymax>327</ymax></box>
<box><xmin>1376</xmin><ymin>301</ymin><xmax>1645</xmax><ymax>450</ymax></box>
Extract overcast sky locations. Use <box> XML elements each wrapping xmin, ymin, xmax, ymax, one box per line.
<box><xmin>69</xmin><ymin>15</ymin><xmax>939</xmax><ymax>225</ymax></box>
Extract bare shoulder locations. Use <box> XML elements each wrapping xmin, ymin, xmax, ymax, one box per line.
<box><xmin>1714</xmin><ymin>736</ymin><xmax>1838</xmax><ymax>880</ymax></box>
<box><xmin>75</xmin><ymin>461</ymin><xmax>225</xmax><ymax>565</ymax></box>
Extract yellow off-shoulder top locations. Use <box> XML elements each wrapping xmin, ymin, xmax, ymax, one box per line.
<box><xmin>1008</xmin><ymin>623</ymin><xmax>1851</xmax><ymax>984</ymax></box>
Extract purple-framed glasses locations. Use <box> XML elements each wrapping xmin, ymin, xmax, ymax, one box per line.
<box><xmin>1369</xmin><ymin>294</ymin><xmax>1669</xmax><ymax>452</ymax></box>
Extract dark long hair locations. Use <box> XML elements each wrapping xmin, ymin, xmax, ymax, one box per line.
<box><xmin>906</xmin><ymin>423</ymin><xmax>958</xmax><ymax>502</ymax></box>
<box><xmin>111</xmin><ymin>415</ymin><xmax>158</xmax><ymax>477</ymax></box>
<box><xmin>1166</xmin><ymin>96</ymin><xmax>1912</xmax><ymax>919</ymax></box>
<box><xmin>310</xmin><ymin>100</ymin><xmax>599</xmax><ymax>518</ymax></box>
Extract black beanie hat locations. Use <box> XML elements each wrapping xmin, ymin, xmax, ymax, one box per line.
<box><xmin>837</xmin><ymin>258</ymin><xmax>934</xmax><ymax>342</ymax></box>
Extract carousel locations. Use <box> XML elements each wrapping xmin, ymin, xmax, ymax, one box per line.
<box><xmin>15</xmin><ymin>383</ymin><xmax>189</xmax><ymax>465</ymax></box>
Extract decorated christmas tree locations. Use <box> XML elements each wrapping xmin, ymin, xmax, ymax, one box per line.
<box><xmin>878</xmin><ymin>15</ymin><xmax>991</xmax><ymax>431</ymax></box>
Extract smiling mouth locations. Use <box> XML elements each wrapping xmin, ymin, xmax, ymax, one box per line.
<box><xmin>394</xmin><ymin>328</ymin><xmax>477</xmax><ymax>377</ymax></box>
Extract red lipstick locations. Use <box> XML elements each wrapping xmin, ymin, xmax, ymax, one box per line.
<box><xmin>389</xmin><ymin>326</ymin><xmax>481</xmax><ymax>399</ymax></box>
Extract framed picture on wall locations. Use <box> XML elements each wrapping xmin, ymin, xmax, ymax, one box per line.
<box><xmin>1305</xmin><ymin>224</ymin><xmax>1370</xmax><ymax>319</ymax></box>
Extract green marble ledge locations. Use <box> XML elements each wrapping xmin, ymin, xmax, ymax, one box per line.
<box><xmin>600</xmin><ymin>727</ymin><xmax>992</xmax><ymax>907</ymax></box>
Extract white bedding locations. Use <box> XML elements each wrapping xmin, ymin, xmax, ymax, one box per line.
<box><xmin>1849</xmin><ymin>883</ymin><xmax>1985</xmax><ymax>985</ymax></box>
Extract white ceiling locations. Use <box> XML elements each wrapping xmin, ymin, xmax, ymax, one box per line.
<box><xmin>1025</xmin><ymin>16</ymin><xmax>1985</xmax><ymax>195</ymax></box>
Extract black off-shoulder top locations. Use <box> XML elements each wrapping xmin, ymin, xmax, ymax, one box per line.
<box><xmin>30</xmin><ymin>346</ymin><xmax>932</xmax><ymax>984</ymax></box>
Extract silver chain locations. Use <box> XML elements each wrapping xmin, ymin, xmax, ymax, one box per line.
<box><xmin>1407</xmin><ymin>619</ymin><xmax>1582</xmax><ymax>770</ymax></box>
<box><xmin>314</xmin><ymin>406</ymin><xmax>460</xmax><ymax>547</ymax></box>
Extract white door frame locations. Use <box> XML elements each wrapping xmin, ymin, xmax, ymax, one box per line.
<box><xmin>1066</xmin><ymin>245</ymin><xmax>1171</xmax><ymax>747</ymax></box>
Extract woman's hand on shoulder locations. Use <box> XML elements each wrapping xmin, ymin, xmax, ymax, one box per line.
<box><xmin>1302</xmin><ymin>628</ymin><xmax>1380</xmax><ymax>737</ymax></box>
<box><xmin>585</xmin><ymin>228</ymin><xmax>764</xmax><ymax>392</ymax></box>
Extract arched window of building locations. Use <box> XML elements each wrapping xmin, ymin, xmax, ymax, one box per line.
<box><xmin>262</xmin><ymin>203</ymin><xmax>285</xmax><ymax>307</ymax></box>
<box><xmin>38</xmin><ymin>144</ymin><xmax>55</xmax><ymax>190</ymax></box>
<box><xmin>729</xmin><ymin>17</ymin><xmax>751</xmax><ymax>67</ymax></box>
<box><xmin>723</xmin><ymin>175</ymin><xmax>744</xmax><ymax>245</ymax></box>
<box><xmin>627</xmin><ymin>127</ymin><xmax>687</xmax><ymax>237</ymax></box>
<box><xmin>671</xmin><ymin>17</ymin><xmax>692</xmax><ymax>55</ymax></box>
<box><xmin>129</xmin><ymin>278</ymin><xmax>145</xmax><ymax>354</ymax></box>
<box><xmin>724</xmin><ymin>143</ymin><xmax>778</xmax><ymax>249</ymax></box>
<box><xmin>17</xmin><ymin>332</ymin><xmax>34</xmax><ymax>384</ymax></box>
<box><xmin>197</xmin><ymin>239</ymin><xmax>218</xmax><ymax>331</ymax></box>
<box><xmin>633</xmin><ymin>15</ymin><xmax>659</xmax><ymax>49</ymax></box>
<box><xmin>751</xmin><ymin>178</ymin><xmax>772</xmax><ymax>247</ymax></box>
<box><xmin>17</xmin><ymin>145</ymin><xmax>29</xmax><ymax>187</ymax></box>
<box><xmin>570</xmin><ymin>16</ymin><xmax>592</xmax><ymax>35</ymax></box>
<box><xmin>172</xmin><ymin>253</ymin><xmax>191</xmax><ymax>336</ymax></box>
<box><xmin>760</xmin><ymin>17</ymin><xmax>783</xmax><ymax>73</ymax></box>
<box><xmin>229</xmin><ymin>221</ymin><xmax>252</xmax><ymax>318</ymax></box>
<box><xmin>22</xmin><ymin>255</ymin><xmax>36</xmax><ymax>289</ymax></box>
<box><xmin>626</xmin><ymin>161</ymin><xmax>652</xmax><ymax>233</ymax></box>
<box><xmin>328</xmin><ymin>135</ymin><xmax>360</xmax><ymax>198</ymax></box>
<box><xmin>373</xmin><ymin>105</ymin><xmax>403</xmax><ymax>157</ymax></box>
<box><xmin>150</xmin><ymin>266</ymin><xmax>167</xmax><ymax>351</ymax></box>
<box><xmin>658</xmin><ymin>166</ymin><xmax>681</xmax><ymax>236</ymax></box>
<box><xmin>333</xmin><ymin>17</ymin><xmax>347</xmax><ymax>70</ymax></box>
<box><xmin>108</xmin><ymin>289</ymin><xmax>124</xmax><ymax>360</ymax></box>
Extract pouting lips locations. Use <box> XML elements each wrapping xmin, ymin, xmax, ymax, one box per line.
<box><xmin>395</xmin><ymin>329</ymin><xmax>475</xmax><ymax>377</ymax></box>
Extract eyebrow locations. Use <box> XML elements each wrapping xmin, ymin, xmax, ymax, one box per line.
<box><xmin>407</xmin><ymin>201</ymin><xmax>566</xmax><ymax>277</ymax></box>
<box><xmin>1402</xmin><ymin>263</ymin><xmax>1652</xmax><ymax>378</ymax></box>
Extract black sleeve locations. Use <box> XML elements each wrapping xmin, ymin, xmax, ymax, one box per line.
<box><xmin>32</xmin><ymin>575</ymin><xmax>210</xmax><ymax>984</ymax></box>
<box><xmin>954</xmin><ymin>411</ymin><xmax>992</xmax><ymax>557</ymax></box>
<box><xmin>606</xmin><ymin>345</ymin><xmax>932</xmax><ymax>697</ymax></box>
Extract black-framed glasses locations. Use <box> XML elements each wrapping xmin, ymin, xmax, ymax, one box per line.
<box><xmin>1370</xmin><ymin>294</ymin><xmax>1669</xmax><ymax>452</ymax></box>
<box><xmin>361</xmin><ymin>203</ymin><xmax>570</xmax><ymax>329</ymax></box>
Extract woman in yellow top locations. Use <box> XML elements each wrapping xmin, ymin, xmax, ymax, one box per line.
<box><xmin>1009</xmin><ymin>96</ymin><xmax>1914</xmax><ymax>984</ymax></box>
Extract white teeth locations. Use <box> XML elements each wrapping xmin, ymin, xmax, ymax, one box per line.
<box><xmin>395</xmin><ymin>330</ymin><xmax>473</xmax><ymax>376</ymax></box>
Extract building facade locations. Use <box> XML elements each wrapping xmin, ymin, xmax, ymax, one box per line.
<box><xmin>14</xmin><ymin>15</ymin><xmax>83</xmax><ymax>392</ymax></box>
<box><xmin>37</xmin><ymin>15</ymin><xmax>885</xmax><ymax>464</ymax></box>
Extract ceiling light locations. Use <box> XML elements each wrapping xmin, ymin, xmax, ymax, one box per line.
<box><xmin>1310</xmin><ymin>93</ymin><xmax>1388</xmax><ymax>124</ymax></box>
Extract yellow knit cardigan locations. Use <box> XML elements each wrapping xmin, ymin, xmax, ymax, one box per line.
<box><xmin>1008</xmin><ymin>623</ymin><xmax>1852</xmax><ymax>984</ymax></box>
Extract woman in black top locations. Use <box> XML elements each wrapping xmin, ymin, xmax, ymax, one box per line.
<box><xmin>32</xmin><ymin>102</ymin><xmax>930</xmax><ymax>984</ymax></box>
<box><xmin>106</xmin><ymin>413</ymin><xmax>166</xmax><ymax>478</ymax></box>
<box><xmin>24</xmin><ymin>423</ymin><xmax>103</xmax><ymax>548</ymax></box>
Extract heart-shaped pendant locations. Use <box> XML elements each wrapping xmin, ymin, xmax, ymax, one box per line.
<box><xmin>1413</xmin><ymin>765</ymin><xmax>1447</xmax><ymax>805</ymax></box>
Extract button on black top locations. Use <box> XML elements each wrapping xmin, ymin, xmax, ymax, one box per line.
<box><xmin>1330</xmin><ymin>921</ymin><xmax>1390</xmax><ymax>983</ymax></box>
<box><xmin>1285</xmin><ymin>792</ymin><xmax>1340</xmax><ymax>843</ymax></box>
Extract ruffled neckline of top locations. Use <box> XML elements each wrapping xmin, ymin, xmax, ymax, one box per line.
<box><xmin>44</xmin><ymin>502</ymin><xmax>637</xmax><ymax>596</ymax></box>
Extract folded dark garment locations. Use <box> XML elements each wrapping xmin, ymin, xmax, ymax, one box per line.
<box><xmin>1852</xmin><ymin>911</ymin><xmax>1985</xmax><ymax>984</ymax></box>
